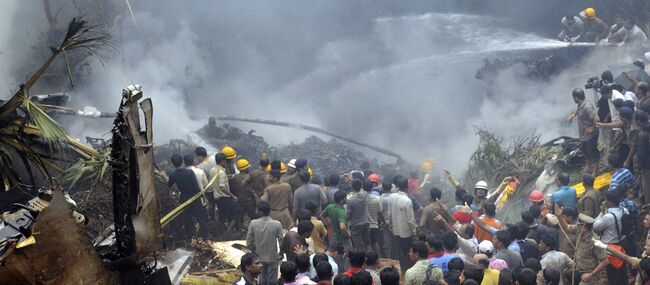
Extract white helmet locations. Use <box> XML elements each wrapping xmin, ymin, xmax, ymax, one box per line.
<box><xmin>474</xmin><ymin>181</ymin><xmax>488</xmax><ymax>190</ymax></box>
<box><xmin>287</xmin><ymin>159</ymin><xmax>297</xmax><ymax>169</ymax></box>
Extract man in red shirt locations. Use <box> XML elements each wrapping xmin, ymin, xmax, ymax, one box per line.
<box><xmin>343</xmin><ymin>250</ymin><xmax>366</xmax><ymax>277</ymax></box>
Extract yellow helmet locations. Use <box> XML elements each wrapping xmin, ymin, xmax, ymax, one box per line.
<box><xmin>584</xmin><ymin>7</ymin><xmax>596</xmax><ymax>18</ymax></box>
<box><xmin>421</xmin><ymin>162</ymin><xmax>432</xmax><ymax>172</ymax></box>
<box><xmin>307</xmin><ymin>167</ymin><xmax>313</xmax><ymax>177</ymax></box>
<box><xmin>236</xmin><ymin>159</ymin><xmax>251</xmax><ymax>171</ymax></box>
<box><xmin>221</xmin><ymin>146</ymin><xmax>237</xmax><ymax>159</ymax></box>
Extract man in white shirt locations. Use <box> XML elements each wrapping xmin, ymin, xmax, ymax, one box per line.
<box><xmin>387</xmin><ymin>176</ymin><xmax>417</xmax><ymax>272</ymax></box>
<box><xmin>558</xmin><ymin>14</ymin><xmax>584</xmax><ymax>41</ymax></box>
<box><xmin>538</xmin><ymin>233</ymin><xmax>573</xmax><ymax>285</ymax></box>
<box><xmin>612</xmin><ymin>18</ymin><xmax>648</xmax><ymax>45</ymax></box>
<box><xmin>195</xmin><ymin>147</ymin><xmax>216</xmax><ymax>220</ymax></box>
<box><xmin>184</xmin><ymin>155</ymin><xmax>208</xmax><ymax>191</ymax></box>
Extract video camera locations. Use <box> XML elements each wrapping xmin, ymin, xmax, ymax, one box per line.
<box><xmin>584</xmin><ymin>77</ymin><xmax>602</xmax><ymax>90</ymax></box>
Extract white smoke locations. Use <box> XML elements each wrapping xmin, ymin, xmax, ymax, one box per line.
<box><xmin>1</xmin><ymin>1</ymin><xmax>646</xmax><ymax>176</ymax></box>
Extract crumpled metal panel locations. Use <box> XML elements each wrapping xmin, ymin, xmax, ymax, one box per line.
<box><xmin>127</xmin><ymin>98</ymin><xmax>162</xmax><ymax>259</ymax></box>
<box><xmin>111</xmin><ymin>86</ymin><xmax>161</xmax><ymax>262</ymax></box>
<box><xmin>0</xmin><ymin>188</ymin><xmax>118</xmax><ymax>284</ymax></box>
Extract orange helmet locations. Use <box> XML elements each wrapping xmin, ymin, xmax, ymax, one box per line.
<box><xmin>529</xmin><ymin>189</ymin><xmax>544</xmax><ymax>203</ymax></box>
<box><xmin>368</xmin><ymin>173</ymin><xmax>381</xmax><ymax>183</ymax></box>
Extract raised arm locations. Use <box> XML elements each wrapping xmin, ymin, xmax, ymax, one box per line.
<box><xmin>444</xmin><ymin>168</ymin><xmax>460</xmax><ymax>188</ymax></box>
<box><xmin>487</xmin><ymin>177</ymin><xmax>511</xmax><ymax>203</ymax></box>
<box><xmin>434</xmin><ymin>200</ymin><xmax>458</xmax><ymax>225</ymax></box>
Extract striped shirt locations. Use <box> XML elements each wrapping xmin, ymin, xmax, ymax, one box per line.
<box><xmin>366</xmin><ymin>193</ymin><xmax>383</xmax><ymax>229</ymax></box>
<box><xmin>246</xmin><ymin>216</ymin><xmax>284</xmax><ymax>262</ymax></box>
<box><xmin>609</xmin><ymin>168</ymin><xmax>639</xmax><ymax>191</ymax></box>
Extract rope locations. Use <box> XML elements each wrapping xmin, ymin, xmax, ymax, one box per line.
<box><xmin>159</xmin><ymin>169</ymin><xmax>220</xmax><ymax>228</ymax></box>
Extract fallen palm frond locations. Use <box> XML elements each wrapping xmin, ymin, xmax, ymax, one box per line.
<box><xmin>22</xmin><ymin>93</ymin><xmax>69</xmax><ymax>149</ymax></box>
<box><xmin>0</xmin><ymin>17</ymin><xmax>111</xmax><ymax>187</ymax></box>
<box><xmin>0</xmin><ymin>17</ymin><xmax>112</xmax><ymax>121</ymax></box>
<box><xmin>60</xmin><ymin>149</ymin><xmax>110</xmax><ymax>190</ymax></box>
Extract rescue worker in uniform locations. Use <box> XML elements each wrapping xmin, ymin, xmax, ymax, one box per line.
<box><xmin>231</xmin><ymin>159</ymin><xmax>258</xmax><ymax>229</ymax></box>
<box><xmin>578</xmin><ymin>7</ymin><xmax>609</xmax><ymax>42</ymax></box>
<box><xmin>221</xmin><ymin>146</ymin><xmax>238</xmax><ymax>175</ymax></box>
<box><xmin>261</xmin><ymin>168</ymin><xmax>294</xmax><ymax>230</ymax></box>
<box><xmin>282</xmin><ymin>158</ymin><xmax>308</xmax><ymax>192</ymax></box>
<box><xmin>249</xmin><ymin>153</ymin><xmax>270</xmax><ymax>197</ymax></box>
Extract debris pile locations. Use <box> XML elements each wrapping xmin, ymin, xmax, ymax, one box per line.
<box><xmin>463</xmin><ymin>128</ymin><xmax>583</xmax><ymax>223</ymax></box>
<box><xmin>275</xmin><ymin>135</ymin><xmax>379</xmax><ymax>175</ymax></box>
<box><xmin>196</xmin><ymin>122</ymin><xmax>269</xmax><ymax>162</ymax></box>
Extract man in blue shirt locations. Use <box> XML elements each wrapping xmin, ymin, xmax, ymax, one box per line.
<box><xmin>551</xmin><ymin>172</ymin><xmax>577</xmax><ymax>208</ymax></box>
<box><xmin>608</xmin><ymin>154</ymin><xmax>639</xmax><ymax>192</ymax></box>
<box><xmin>429</xmin><ymin>232</ymin><xmax>460</xmax><ymax>273</ymax></box>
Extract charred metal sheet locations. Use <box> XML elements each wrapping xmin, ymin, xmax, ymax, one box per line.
<box><xmin>0</xmin><ymin>188</ymin><xmax>117</xmax><ymax>284</ymax></box>
<box><xmin>110</xmin><ymin>85</ymin><xmax>162</xmax><ymax>262</ymax></box>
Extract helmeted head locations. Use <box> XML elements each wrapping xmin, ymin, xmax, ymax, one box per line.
<box><xmin>474</xmin><ymin>181</ymin><xmax>488</xmax><ymax>198</ymax></box>
<box><xmin>529</xmin><ymin>189</ymin><xmax>544</xmax><ymax>204</ymax></box>
<box><xmin>287</xmin><ymin>159</ymin><xmax>297</xmax><ymax>174</ymax></box>
<box><xmin>236</xmin><ymin>159</ymin><xmax>251</xmax><ymax>172</ymax></box>
<box><xmin>368</xmin><ymin>173</ymin><xmax>381</xmax><ymax>184</ymax></box>
<box><xmin>421</xmin><ymin>161</ymin><xmax>432</xmax><ymax>172</ymax></box>
<box><xmin>221</xmin><ymin>146</ymin><xmax>236</xmax><ymax>160</ymax></box>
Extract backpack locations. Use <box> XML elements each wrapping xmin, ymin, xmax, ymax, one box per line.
<box><xmin>517</xmin><ymin>239</ymin><xmax>540</xmax><ymax>261</ymax></box>
<box><xmin>426</xmin><ymin>263</ymin><xmax>443</xmax><ymax>281</ymax></box>
<box><xmin>609</xmin><ymin>209</ymin><xmax>635</xmax><ymax>241</ymax></box>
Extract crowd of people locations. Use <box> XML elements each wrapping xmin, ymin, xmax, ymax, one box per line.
<box><xmin>164</xmin><ymin>44</ymin><xmax>650</xmax><ymax>285</ymax></box>
<box><xmin>558</xmin><ymin>7</ymin><xmax>647</xmax><ymax>45</ymax></box>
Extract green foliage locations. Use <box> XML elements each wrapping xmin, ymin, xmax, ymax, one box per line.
<box><xmin>60</xmin><ymin>149</ymin><xmax>110</xmax><ymax>190</ymax></box>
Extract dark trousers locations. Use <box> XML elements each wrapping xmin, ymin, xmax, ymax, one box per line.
<box><xmin>241</xmin><ymin>204</ymin><xmax>256</xmax><ymax>221</ymax></box>
<box><xmin>205</xmin><ymin>193</ymin><xmax>216</xmax><ymax>220</ymax></box>
<box><xmin>350</xmin><ymin>224</ymin><xmax>370</xmax><ymax>249</ymax></box>
<box><xmin>382</xmin><ymin>228</ymin><xmax>393</xmax><ymax>258</ymax></box>
<box><xmin>181</xmin><ymin>199</ymin><xmax>208</xmax><ymax>238</ymax></box>
<box><xmin>606</xmin><ymin>263</ymin><xmax>627</xmax><ymax>285</ymax></box>
<box><xmin>393</xmin><ymin>235</ymin><xmax>412</xmax><ymax>273</ymax></box>
<box><xmin>260</xmin><ymin>261</ymin><xmax>278</xmax><ymax>285</ymax></box>
<box><xmin>215</xmin><ymin>196</ymin><xmax>240</xmax><ymax>224</ymax></box>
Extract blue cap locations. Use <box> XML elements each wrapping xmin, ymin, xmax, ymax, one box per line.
<box><xmin>295</xmin><ymin>158</ymin><xmax>308</xmax><ymax>169</ymax></box>
<box><xmin>619</xmin><ymin>106</ymin><xmax>634</xmax><ymax>119</ymax></box>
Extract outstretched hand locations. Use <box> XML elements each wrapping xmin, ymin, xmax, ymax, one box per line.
<box><xmin>293</xmin><ymin>244</ymin><xmax>308</xmax><ymax>255</ymax></box>
<box><xmin>592</xmin><ymin>238</ymin><xmax>607</xmax><ymax>249</ymax></box>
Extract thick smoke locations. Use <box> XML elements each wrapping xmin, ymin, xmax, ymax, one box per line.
<box><xmin>0</xmin><ymin>1</ymin><xmax>644</xmax><ymax>174</ymax></box>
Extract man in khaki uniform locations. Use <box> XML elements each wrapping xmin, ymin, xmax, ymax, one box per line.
<box><xmin>249</xmin><ymin>154</ymin><xmax>270</xmax><ymax>198</ymax></box>
<box><xmin>261</xmin><ymin>169</ymin><xmax>294</xmax><ymax>230</ymax></box>
<box><xmin>282</xmin><ymin>158</ymin><xmax>307</xmax><ymax>192</ymax></box>
<box><xmin>210</xmin><ymin>153</ymin><xmax>240</xmax><ymax>231</ymax></box>
<box><xmin>577</xmin><ymin>174</ymin><xmax>601</xmax><ymax>218</ymax></box>
<box><xmin>554</xmin><ymin>206</ymin><xmax>609</xmax><ymax>285</ymax></box>
<box><xmin>231</xmin><ymin>159</ymin><xmax>257</xmax><ymax>225</ymax></box>
<box><xmin>418</xmin><ymin>188</ymin><xmax>453</xmax><ymax>238</ymax></box>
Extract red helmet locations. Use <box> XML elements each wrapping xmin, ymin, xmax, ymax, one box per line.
<box><xmin>529</xmin><ymin>189</ymin><xmax>544</xmax><ymax>203</ymax></box>
<box><xmin>368</xmin><ymin>173</ymin><xmax>381</xmax><ymax>183</ymax></box>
